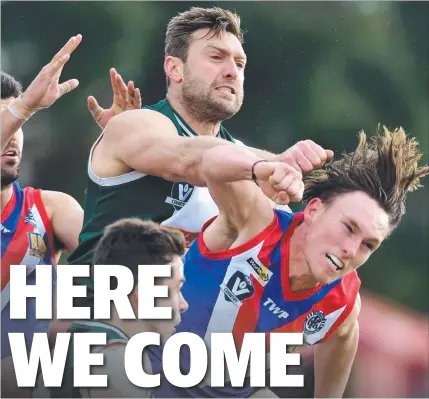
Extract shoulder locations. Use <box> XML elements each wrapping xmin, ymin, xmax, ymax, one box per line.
<box><xmin>334</xmin><ymin>292</ymin><xmax>361</xmax><ymax>339</ymax></box>
<box><xmin>40</xmin><ymin>190</ymin><xmax>82</xmax><ymax>220</ymax></box>
<box><xmin>89</xmin><ymin>345</ymin><xmax>154</xmax><ymax>398</ymax></box>
<box><xmin>104</xmin><ymin>108</ymin><xmax>178</xmax><ymax>141</ymax></box>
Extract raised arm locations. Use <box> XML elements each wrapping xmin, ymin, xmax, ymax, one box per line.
<box><xmin>1</xmin><ymin>35</ymin><xmax>81</xmax><ymax>152</ymax></box>
<box><xmin>200</xmin><ymin>141</ymin><xmax>333</xmax><ymax>230</ymax></box>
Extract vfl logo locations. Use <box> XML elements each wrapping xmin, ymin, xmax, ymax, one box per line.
<box><xmin>27</xmin><ymin>232</ymin><xmax>46</xmax><ymax>259</ymax></box>
<box><xmin>304</xmin><ymin>310</ymin><xmax>326</xmax><ymax>335</ymax></box>
<box><xmin>263</xmin><ymin>298</ymin><xmax>289</xmax><ymax>319</ymax></box>
<box><xmin>221</xmin><ymin>271</ymin><xmax>255</xmax><ymax>307</ymax></box>
<box><xmin>165</xmin><ymin>183</ymin><xmax>194</xmax><ymax>211</ymax></box>
<box><xmin>246</xmin><ymin>257</ymin><xmax>272</xmax><ymax>285</ymax></box>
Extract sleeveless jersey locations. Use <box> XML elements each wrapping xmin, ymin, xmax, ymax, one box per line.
<box><xmin>68</xmin><ymin>99</ymin><xmax>243</xmax><ymax>288</ymax></box>
<box><xmin>148</xmin><ymin>210</ymin><xmax>361</xmax><ymax>398</ymax></box>
<box><xmin>1</xmin><ymin>181</ymin><xmax>57</xmax><ymax>359</ymax></box>
<box><xmin>32</xmin><ymin>321</ymin><xmax>142</xmax><ymax>398</ymax></box>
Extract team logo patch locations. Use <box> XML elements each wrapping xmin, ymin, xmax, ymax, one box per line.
<box><xmin>246</xmin><ymin>257</ymin><xmax>272</xmax><ymax>285</ymax></box>
<box><xmin>27</xmin><ymin>232</ymin><xmax>46</xmax><ymax>259</ymax></box>
<box><xmin>221</xmin><ymin>270</ymin><xmax>255</xmax><ymax>307</ymax></box>
<box><xmin>304</xmin><ymin>310</ymin><xmax>326</xmax><ymax>335</ymax></box>
<box><xmin>165</xmin><ymin>182</ymin><xmax>194</xmax><ymax>211</ymax></box>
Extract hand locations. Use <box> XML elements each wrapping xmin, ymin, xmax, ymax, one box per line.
<box><xmin>22</xmin><ymin>35</ymin><xmax>81</xmax><ymax>109</ymax></box>
<box><xmin>88</xmin><ymin>68</ymin><xmax>142</xmax><ymax>129</ymax></box>
<box><xmin>275</xmin><ymin>140</ymin><xmax>334</xmax><ymax>174</ymax></box>
<box><xmin>253</xmin><ymin>161</ymin><xmax>304</xmax><ymax>205</ymax></box>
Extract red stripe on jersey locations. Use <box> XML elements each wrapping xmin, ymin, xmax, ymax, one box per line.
<box><xmin>258</xmin><ymin>220</ymin><xmax>284</xmax><ymax>267</ymax></box>
<box><xmin>320</xmin><ymin>271</ymin><xmax>360</xmax><ymax>343</ymax></box>
<box><xmin>33</xmin><ymin>188</ymin><xmax>56</xmax><ymax>264</ymax></box>
<box><xmin>198</xmin><ymin>212</ymin><xmax>279</xmax><ymax>260</ymax></box>
<box><xmin>233</xmin><ymin>274</ymin><xmax>265</xmax><ymax>351</ymax></box>
<box><xmin>1</xmin><ymin>187</ymin><xmax>16</xmax><ymax>222</ymax></box>
<box><xmin>280</xmin><ymin>213</ymin><xmax>324</xmax><ymax>301</ymax></box>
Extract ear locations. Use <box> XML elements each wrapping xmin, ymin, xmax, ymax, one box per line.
<box><xmin>164</xmin><ymin>56</ymin><xmax>183</xmax><ymax>84</ymax></box>
<box><xmin>129</xmin><ymin>285</ymin><xmax>138</xmax><ymax>313</ymax></box>
<box><xmin>303</xmin><ymin>198</ymin><xmax>324</xmax><ymax>224</ymax></box>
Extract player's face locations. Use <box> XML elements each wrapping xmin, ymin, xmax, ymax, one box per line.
<box><xmin>181</xmin><ymin>28</ymin><xmax>246</xmax><ymax>122</ymax></box>
<box><xmin>152</xmin><ymin>256</ymin><xmax>188</xmax><ymax>342</ymax></box>
<box><xmin>303</xmin><ymin>191</ymin><xmax>390</xmax><ymax>284</ymax></box>
<box><xmin>1</xmin><ymin>98</ymin><xmax>24</xmax><ymax>189</ymax></box>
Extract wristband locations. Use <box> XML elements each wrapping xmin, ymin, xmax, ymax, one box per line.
<box><xmin>7</xmin><ymin>95</ymin><xmax>38</xmax><ymax>121</ymax></box>
<box><xmin>251</xmin><ymin>160</ymin><xmax>268</xmax><ymax>186</ymax></box>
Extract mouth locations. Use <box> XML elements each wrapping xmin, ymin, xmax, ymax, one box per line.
<box><xmin>325</xmin><ymin>253</ymin><xmax>344</xmax><ymax>271</ymax></box>
<box><xmin>2</xmin><ymin>149</ymin><xmax>18</xmax><ymax>158</ymax></box>
<box><xmin>215</xmin><ymin>85</ymin><xmax>236</xmax><ymax>95</ymax></box>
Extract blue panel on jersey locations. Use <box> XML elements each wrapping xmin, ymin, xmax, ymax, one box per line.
<box><xmin>1</xmin><ymin>182</ymin><xmax>24</xmax><ymax>257</ymax></box>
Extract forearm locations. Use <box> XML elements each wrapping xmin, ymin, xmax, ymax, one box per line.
<box><xmin>1</xmin><ymin>109</ymin><xmax>26</xmax><ymax>152</ymax></box>
<box><xmin>314</xmin><ymin>324</ymin><xmax>359</xmax><ymax>398</ymax></box>
<box><xmin>246</xmin><ymin>146</ymin><xmax>277</xmax><ymax>161</ymax></box>
<box><xmin>201</xmin><ymin>143</ymin><xmax>262</xmax><ymax>184</ymax></box>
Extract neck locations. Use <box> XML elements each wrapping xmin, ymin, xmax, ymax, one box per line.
<box><xmin>288</xmin><ymin>224</ymin><xmax>319</xmax><ymax>292</ymax></box>
<box><xmin>108</xmin><ymin>310</ymin><xmax>151</xmax><ymax>338</ymax></box>
<box><xmin>1</xmin><ymin>185</ymin><xmax>13</xmax><ymax>212</ymax></box>
<box><xmin>166</xmin><ymin>92</ymin><xmax>222</xmax><ymax>137</ymax></box>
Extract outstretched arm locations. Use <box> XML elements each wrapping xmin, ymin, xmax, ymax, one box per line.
<box><xmin>1</xmin><ymin>35</ymin><xmax>81</xmax><ymax>152</ymax></box>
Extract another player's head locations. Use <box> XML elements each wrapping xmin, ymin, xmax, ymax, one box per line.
<box><xmin>164</xmin><ymin>7</ymin><xmax>246</xmax><ymax>122</ymax></box>
<box><xmin>299</xmin><ymin>126</ymin><xmax>428</xmax><ymax>284</ymax></box>
<box><xmin>1</xmin><ymin>72</ymin><xmax>23</xmax><ymax>190</ymax></box>
<box><xmin>93</xmin><ymin>218</ymin><xmax>188</xmax><ymax>341</ymax></box>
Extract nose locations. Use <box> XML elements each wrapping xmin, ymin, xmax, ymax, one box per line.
<box><xmin>341</xmin><ymin>237</ymin><xmax>360</xmax><ymax>259</ymax></box>
<box><xmin>223</xmin><ymin>59</ymin><xmax>239</xmax><ymax>80</ymax></box>
<box><xmin>179</xmin><ymin>292</ymin><xmax>189</xmax><ymax>313</ymax></box>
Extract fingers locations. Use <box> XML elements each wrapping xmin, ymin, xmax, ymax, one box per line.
<box><xmin>87</xmin><ymin>96</ymin><xmax>103</xmax><ymax>122</ymax></box>
<box><xmin>51</xmin><ymin>34</ymin><xmax>82</xmax><ymax>65</ymax></box>
<box><xmin>269</xmin><ymin>164</ymin><xmax>304</xmax><ymax>202</ymax></box>
<box><xmin>58</xmin><ymin>79</ymin><xmax>79</xmax><ymax>97</ymax></box>
<box><xmin>127</xmin><ymin>81</ymin><xmax>142</xmax><ymax>109</ymax></box>
<box><xmin>48</xmin><ymin>54</ymin><xmax>71</xmax><ymax>78</ymax></box>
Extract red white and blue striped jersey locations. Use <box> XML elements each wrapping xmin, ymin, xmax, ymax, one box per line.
<box><xmin>148</xmin><ymin>210</ymin><xmax>361</xmax><ymax>397</ymax></box>
<box><xmin>1</xmin><ymin>181</ymin><xmax>57</xmax><ymax>358</ymax></box>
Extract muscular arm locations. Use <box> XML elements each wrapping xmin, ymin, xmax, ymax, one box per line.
<box><xmin>314</xmin><ymin>294</ymin><xmax>361</xmax><ymax>398</ymax></box>
<box><xmin>101</xmin><ymin>109</ymin><xmax>234</xmax><ymax>186</ymax></box>
<box><xmin>42</xmin><ymin>191</ymin><xmax>83</xmax><ymax>254</ymax></box>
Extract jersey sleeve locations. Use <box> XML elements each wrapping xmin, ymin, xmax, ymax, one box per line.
<box><xmin>320</xmin><ymin>271</ymin><xmax>361</xmax><ymax>343</ymax></box>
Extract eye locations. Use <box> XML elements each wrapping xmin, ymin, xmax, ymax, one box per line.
<box><xmin>236</xmin><ymin>62</ymin><xmax>244</xmax><ymax>69</ymax></box>
<box><xmin>344</xmin><ymin>223</ymin><xmax>353</xmax><ymax>233</ymax></box>
<box><xmin>211</xmin><ymin>55</ymin><xmax>222</xmax><ymax>61</ymax></box>
<box><xmin>365</xmin><ymin>243</ymin><xmax>374</xmax><ymax>251</ymax></box>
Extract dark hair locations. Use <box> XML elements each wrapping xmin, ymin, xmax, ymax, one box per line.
<box><xmin>165</xmin><ymin>6</ymin><xmax>244</xmax><ymax>62</ymax></box>
<box><xmin>1</xmin><ymin>72</ymin><xmax>23</xmax><ymax>99</ymax></box>
<box><xmin>303</xmin><ymin>126</ymin><xmax>429</xmax><ymax>232</ymax></box>
<box><xmin>93</xmin><ymin>218</ymin><xmax>186</xmax><ymax>271</ymax></box>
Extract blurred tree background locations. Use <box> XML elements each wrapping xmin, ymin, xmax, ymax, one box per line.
<box><xmin>2</xmin><ymin>1</ymin><xmax>428</xmax><ymax>313</ymax></box>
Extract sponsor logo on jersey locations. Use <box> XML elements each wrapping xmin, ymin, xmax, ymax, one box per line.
<box><xmin>24</xmin><ymin>209</ymin><xmax>37</xmax><ymax>228</ymax></box>
<box><xmin>165</xmin><ymin>183</ymin><xmax>194</xmax><ymax>211</ymax></box>
<box><xmin>262</xmin><ymin>297</ymin><xmax>289</xmax><ymax>319</ymax></box>
<box><xmin>246</xmin><ymin>257</ymin><xmax>272</xmax><ymax>285</ymax></box>
<box><xmin>221</xmin><ymin>270</ymin><xmax>255</xmax><ymax>307</ymax></box>
<box><xmin>27</xmin><ymin>232</ymin><xmax>46</xmax><ymax>259</ymax></box>
<box><xmin>304</xmin><ymin>310</ymin><xmax>326</xmax><ymax>335</ymax></box>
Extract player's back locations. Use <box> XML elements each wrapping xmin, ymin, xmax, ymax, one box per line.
<box><xmin>148</xmin><ymin>210</ymin><xmax>361</xmax><ymax>397</ymax></box>
<box><xmin>1</xmin><ymin>182</ymin><xmax>57</xmax><ymax>358</ymax></box>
